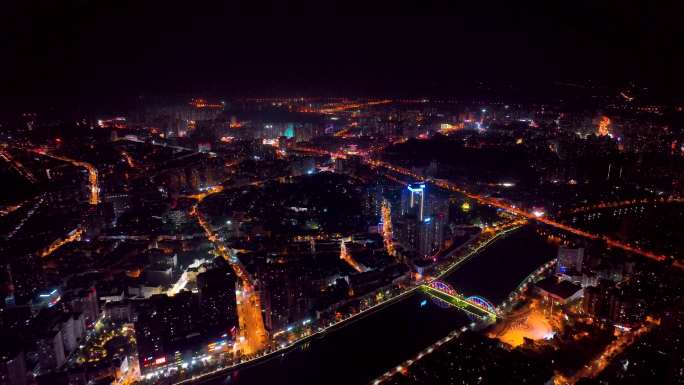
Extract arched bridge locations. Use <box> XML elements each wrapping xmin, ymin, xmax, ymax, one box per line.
<box><xmin>421</xmin><ymin>280</ymin><xmax>498</xmax><ymax>320</ymax></box>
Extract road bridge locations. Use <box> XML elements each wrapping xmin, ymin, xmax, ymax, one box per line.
<box><xmin>421</xmin><ymin>280</ymin><xmax>497</xmax><ymax>320</ymax></box>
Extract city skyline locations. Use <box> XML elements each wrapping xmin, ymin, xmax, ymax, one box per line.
<box><xmin>1</xmin><ymin>3</ymin><xmax>683</xmax><ymax>385</ymax></box>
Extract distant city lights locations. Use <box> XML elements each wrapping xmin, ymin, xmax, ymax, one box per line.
<box><xmin>532</xmin><ymin>210</ymin><xmax>545</xmax><ymax>218</ymax></box>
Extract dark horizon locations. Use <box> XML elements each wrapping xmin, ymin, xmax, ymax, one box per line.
<box><xmin>2</xmin><ymin>0</ymin><xmax>683</xmax><ymax>113</ymax></box>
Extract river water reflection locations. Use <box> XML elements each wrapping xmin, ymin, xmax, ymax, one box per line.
<box><xmin>202</xmin><ymin>227</ymin><xmax>556</xmax><ymax>385</ymax></box>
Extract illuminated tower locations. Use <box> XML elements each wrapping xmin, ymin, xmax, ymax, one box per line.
<box><xmin>406</xmin><ymin>182</ymin><xmax>426</xmax><ymax>221</ymax></box>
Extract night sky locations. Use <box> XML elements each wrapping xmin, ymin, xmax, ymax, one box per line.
<box><xmin>1</xmin><ymin>0</ymin><xmax>682</xmax><ymax>110</ymax></box>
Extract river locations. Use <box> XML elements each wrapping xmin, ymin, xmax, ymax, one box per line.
<box><xmin>201</xmin><ymin>226</ymin><xmax>556</xmax><ymax>385</ymax></box>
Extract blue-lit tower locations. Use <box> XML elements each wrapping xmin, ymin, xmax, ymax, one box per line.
<box><xmin>407</xmin><ymin>182</ymin><xmax>426</xmax><ymax>221</ymax></box>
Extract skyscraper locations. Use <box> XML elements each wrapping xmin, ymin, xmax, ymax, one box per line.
<box><xmin>404</xmin><ymin>182</ymin><xmax>426</xmax><ymax>221</ymax></box>
<box><xmin>556</xmin><ymin>247</ymin><xmax>584</xmax><ymax>275</ymax></box>
<box><xmin>399</xmin><ymin>182</ymin><xmax>448</xmax><ymax>257</ymax></box>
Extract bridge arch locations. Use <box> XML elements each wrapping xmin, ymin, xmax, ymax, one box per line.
<box><xmin>465</xmin><ymin>295</ymin><xmax>496</xmax><ymax>313</ymax></box>
<box><xmin>429</xmin><ymin>280</ymin><xmax>456</xmax><ymax>295</ymax></box>
<box><xmin>428</xmin><ymin>281</ymin><xmax>496</xmax><ymax>314</ymax></box>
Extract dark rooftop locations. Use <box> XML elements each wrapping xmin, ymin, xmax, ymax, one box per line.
<box><xmin>535</xmin><ymin>276</ymin><xmax>582</xmax><ymax>300</ymax></box>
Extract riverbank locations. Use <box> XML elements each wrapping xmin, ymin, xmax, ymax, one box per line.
<box><xmin>168</xmin><ymin>225</ymin><xmax>524</xmax><ymax>385</ymax></box>
<box><xmin>193</xmin><ymin>226</ymin><xmax>560</xmax><ymax>385</ymax></box>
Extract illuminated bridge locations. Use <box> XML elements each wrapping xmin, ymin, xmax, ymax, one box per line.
<box><xmin>420</xmin><ymin>281</ymin><xmax>497</xmax><ymax>320</ymax></box>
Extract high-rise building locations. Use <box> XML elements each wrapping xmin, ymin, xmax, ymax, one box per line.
<box><xmin>259</xmin><ymin>266</ymin><xmax>309</xmax><ymax>332</ymax></box>
<box><xmin>418</xmin><ymin>217</ymin><xmax>434</xmax><ymax>257</ymax></box>
<box><xmin>142</xmin><ymin>99</ymin><xmax>224</xmax><ymax>138</ymax></box>
<box><xmin>66</xmin><ymin>288</ymin><xmax>99</xmax><ymax>327</ymax></box>
<box><xmin>36</xmin><ymin>330</ymin><xmax>65</xmax><ymax>373</ymax></box>
<box><xmin>134</xmin><ymin>292</ymin><xmax>200</xmax><ymax>371</ymax></box>
<box><xmin>398</xmin><ymin>215</ymin><xmax>419</xmax><ymax>253</ymax></box>
<box><xmin>364</xmin><ymin>184</ymin><xmax>385</xmax><ymax>220</ymax></box>
<box><xmin>582</xmin><ymin>285</ymin><xmax>605</xmax><ymax>319</ymax></box>
<box><xmin>0</xmin><ymin>348</ymin><xmax>27</xmax><ymax>385</ymax></box>
<box><xmin>398</xmin><ymin>183</ymin><xmax>449</xmax><ymax>257</ymax></box>
<box><xmin>556</xmin><ymin>247</ymin><xmax>584</xmax><ymax>275</ymax></box>
<box><xmin>404</xmin><ymin>183</ymin><xmax>426</xmax><ymax>221</ymax></box>
<box><xmin>59</xmin><ymin>315</ymin><xmax>76</xmax><ymax>354</ymax></box>
<box><xmin>197</xmin><ymin>267</ymin><xmax>238</xmax><ymax>335</ymax></box>
<box><xmin>427</xmin><ymin>196</ymin><xmax>449</xmax><ymax>254</ymax></box>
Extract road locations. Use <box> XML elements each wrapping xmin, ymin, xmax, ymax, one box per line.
<box><xmin>190</xmin><ymin>198</ymin><xmax>268</xmax><ymax>356</ymax></box>
<box><xmin>340</xmin><ymin>237</ymin><xmax>367</xmax><ymax>272</ymax></box>
<box><xmin>328</xmin><ymin>138</ymin><xmax>679</xmax><ymax>263</ymax></box>
<box><xmin>29</xmin><ymin>148</ymin><xmax>100</xmax><ymax>205</ymax></box>
<box><xmin>293</xmin><ymin>144</ymin><xmax>675</xmax><ymax>264</ymax></box>
<box><xmin>194</xmin><ymin>224</ymin><xmax>542</xmax><ymax>385</ymax></box>
<box><xmin>299</xmin><ymin>99</ymin><xmax>391</xmax><ymax>114</ymax></box>
<box><xmin>0</xmin><ymin>146</ymin><xmax>37</xmax><ymax>183</ymax></box>
<box><xmin>420</xmin><ymin>284</ymin><xmax>496</xmax><ymax>320</ymax></box>
<box><xmin>365</xmin><ymin>159</ymin><xmax>673</xmax><ymax>264</ymax></box>
<box><xmin>40</xmin><ymin>227</ymin><xmax>83</xmax><ymax>257</ymax></box>
<box><xmin>562</xmin><ymin>195</ymin><xmax>684</xmax><ymax>214</ymax></box>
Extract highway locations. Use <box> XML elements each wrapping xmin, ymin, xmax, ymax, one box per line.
<box><xmin>292</xmin><ymin>143</ymin><xmax>675</xmax><ymax>264</ymax></box>
<box><xmin>299</xmin><ymin>99</ymin><xmax>391</xmax><ymax>114</ymax></box>
<box><xmin>365</xmin><ymin>159</ymin><xmax>674</xmax><ymax>264</ymax></box>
